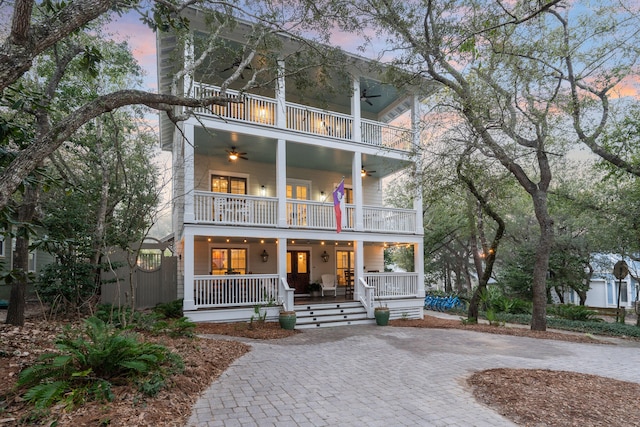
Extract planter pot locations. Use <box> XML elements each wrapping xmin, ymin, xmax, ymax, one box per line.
<box><xmin>279</xmin><ymin>311</ymin><xmax>297</xmax><ymax>330</ymax></box>
<box><xmin>374</xmin><ymin>308</ymin><xmax>390</xmax><ymax>326</ymax></box>
<box><xmin>310</xmin><ymin>290</ymin><xmax>321</xmax><ymax>298</ymax></box>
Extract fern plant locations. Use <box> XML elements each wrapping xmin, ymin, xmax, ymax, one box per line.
<box><xmin>16</xmin><ymin>317</ymin><xmax>183</xmax><ymax>409</ymax></box>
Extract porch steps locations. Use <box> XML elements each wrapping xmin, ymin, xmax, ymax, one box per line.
<box><xmin>294</xmin><ymin>302</ymin><xmax>375</xmax><ymax>329</ymax></box>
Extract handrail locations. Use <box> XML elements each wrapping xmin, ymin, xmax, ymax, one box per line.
<box><xmin>357</xmin><ymin>277</ymin><xmax>375</xmax><ymax>318</ymax></box>
<box><xmin>279</xmin><ymin>277</ymin><xmax>294</xmax><ymax>312</ymax></box>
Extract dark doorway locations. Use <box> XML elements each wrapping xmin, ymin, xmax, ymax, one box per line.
<box><xmin>287</xmin><ymin>250</ymin><xmax>310</xmax><ymax>293</ymax></box>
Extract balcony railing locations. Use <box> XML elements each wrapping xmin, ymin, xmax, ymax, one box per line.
<box><xmin>363</xmin><ymin>206</ymin><xmax>416</xmax><ymax>234</ymax></box>
<box><xmin>286</xmin><ymin>199</ymin><xmax>354</xmax><ymax>231</ymax></box>
<box><xmin>192</xmin><ymin>191</ymin><xmax>417</xmax><ymax>234</ymax></box>
<box><xmin>364</xmin><ymin>272</ymin><xmax>419</xmax><ymax>299</ymax></box>
<box><xmin>192</xmin><ymin>85</ymin><xmax>277</xmax><ymax>127</ymax></box>
<box><xmin>194</xmin><ymin>191</ymin><xmax>278</xmax><ymax>226</ymax></box>
<box><xmin>193</xmin><ymin>83</ymin><xmax>412</xmax><ymax>150</ymax></box>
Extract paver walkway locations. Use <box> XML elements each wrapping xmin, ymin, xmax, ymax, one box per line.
<box><xmin>188</xmin><ymin>317</ymin><xmax>640</xmax><ymax>426</ymax></box>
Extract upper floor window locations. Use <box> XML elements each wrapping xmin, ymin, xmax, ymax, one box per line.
<box><xmin>211</xmin><ymin>175</ymin><xmax>247</xmax><ymax>195</ymax></box>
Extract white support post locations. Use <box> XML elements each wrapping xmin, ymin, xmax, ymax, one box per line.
<box><xmin>351</xmin><ymin>78</ymin><xmax>362</xmax><ymax>142</ymax></box>
<box><xmin>354</xmin><ymin>239</ymin><xmax>364</xmax><ymax>299</ymax></box>
<box><xmin>410</xmin><ymin>95</ymin><xmax>424</xmax><ymax>235</ymax></box>
<box><xmin>415</xmin><ymin>242</ymin><xmax>425</xmax><ymax>298</ymax></box>
<box><xmin>183</xmin><ymin>123</ymin><xmax>195</xmax><ymax>223</ymax></box>
<box><xmin>183</xmin><ymin>230</ymin><xmax>196</xmax><ymax>310</ymax></box>
<box><xmin>276</xmin><ymin>139</ymin><xmax>288</xmax><ymax>227</ymax></box>
<box><xmin>277</xmin><ymin>237</ymin><xmax>288</xmax><ymax>301</ymax></box>
<box><xmin>353</xmin><ymin>153</ymin><xmax>363</xmax><ymax>231</ymax></box>
<box><xmin>276</xmin><ymin>59</ymin><xmax>286</xmax><ymax>129</ymax></box>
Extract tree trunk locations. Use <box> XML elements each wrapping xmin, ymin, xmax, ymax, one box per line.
<box><xmin>530</xmin><ymin>193</ymin><xmax>554</xmax><ymax>331</ymax></box>
<box><xmin>5</xmin><ymin>184</ymin><xmax>39</xmax><ymax>326</ymax></box>
<box><xmin>91</xmin><ymin>132</ymin><xmax>110</xmax><ymax>291</ymax></box>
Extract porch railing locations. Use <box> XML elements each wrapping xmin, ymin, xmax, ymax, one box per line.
<box><xmin>194</xmin><ymin>191</ymin><xmax>278</xmax><ymax>226</ymax></box>
<box><xmin>364</xmin><ymin>272</ymin><xmax>419</xmax><ymax>299</ymax></box>
<box><xmin>357</xmin><ymin>277</ymin><xmax>375</xmax><ymax>317</ymax></box>
<box><xmin>193</xmin><ymin>274</ymin><xmax>279</xmax><ymax>308</ymax></box>
<box><xmin>279</xmin><ymin>277</ymin><xmax>294</xmax><ymax>312</ymax></box>
<box><xmin>193</xmin><ymin>83</ymin><xmax>411</xmax><ymax>151</ymax></box>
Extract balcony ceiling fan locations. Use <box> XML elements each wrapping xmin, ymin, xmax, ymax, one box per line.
<box><xmin>361</xmin><ymin>167</ymin><xmax>376</xmax><ymax>177</ymax></box>
<box><xmin>360</xmin><ymin>88</ymin><xmax>381</xmax><ymax>106</ymax></box>
<box><xmin>226</xmin><ymin>146</ymin><xmax>248</xmax><ymax>161</ymax></box>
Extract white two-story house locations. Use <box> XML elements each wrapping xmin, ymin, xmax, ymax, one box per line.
<box><xmin>157</xmin><ymin>10</ymin><xmax>425</xmax><ymax>327</ymax></box>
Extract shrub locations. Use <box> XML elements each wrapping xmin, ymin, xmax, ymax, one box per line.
<box><xmin>153</xmin><ymin>299</ymin><xmax>184</xmax><ymax>319</ymax></box>
<box><xmin>36</xmin><ymin>260</ymin><xmax>97</xmax><ymax>313</ymax></box>
<box><xmin>549</xmin><ymin>304</ymin><xmax>601</xmax><ymax>322</ymax></box>
<box><xmin>16</xmin><ymin>317</ymin><xmax>183</xmax><ymax>409</ymax></box>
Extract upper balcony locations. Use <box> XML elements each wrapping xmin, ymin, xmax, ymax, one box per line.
<box><xmin>192</xmin><ymin>191</ymin><xmax>418</xmax><ymax>234</ymax></box>
<box><xmin>191</xmin><ymin>84</ymin><xmax>414</xmax><ymax>152</ymax></box>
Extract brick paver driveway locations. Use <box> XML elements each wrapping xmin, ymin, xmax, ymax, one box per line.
<box><xmin>189</xmin><ymin>322</ymin><xmax>640</xmax><ymax>427</ymax></box>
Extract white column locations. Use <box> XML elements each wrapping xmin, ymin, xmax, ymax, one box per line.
<box><xmin>415</xmin><ymin>242</ymin><xmax>425</xmax><ymax>298</ymax></box>
<box><xmin>276</xmin><ymin>139</ymin><xmax>288</xmax><ymax>227</ymax></box>
<box><xmin>183</xmin><ymin>230</ymin><xmax>196</xmax><ymax>310</ymax></box>
<box><xmin>277</xmin><ymin>236</ymin><xmax>287</xmax><ymax>286</ymax></box>
<box><xmin>184</xmin><ymin>123</ymin><xmax>195</xmax><ymax>222</ymax></box>
<box><xmin>351</xmin><ymin>78</ymin><xmax>362</xmax><ymax>142</ymax></box>
<box><xmin>354</xmin><ymin>239</ymin><xmax>364</xmax><ymax>299</ymax></box>
<box><xmin>353</xmin><ymin>152</ymin><xmax>363</xmax><ymax>231</ymax></box>
<box><xmin>411</xmin><ymin>95</ymin><xmax>424</xmax><ymax>235</ymax></box>
<box><xmin>276</xmin><ymin>59</ymin><xmax>286</xmax><ymax>128</ymax></box>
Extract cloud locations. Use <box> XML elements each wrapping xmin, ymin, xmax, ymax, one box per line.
<box><xmin>611</xmin><ymin>75</ymin><xmax>640</xmax><ymax>99</ymax></box>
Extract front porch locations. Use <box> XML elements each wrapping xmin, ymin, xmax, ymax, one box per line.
<box><xmin>185</xmin><ymin>271</ymin><xmax>424</xmax><ymax>325</ymax></box>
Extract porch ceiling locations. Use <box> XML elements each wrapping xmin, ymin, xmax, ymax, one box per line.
<box><xmin>193</xmin><ymin>127</ymin><xmax>410</xmax><ymax>178</ymax></box>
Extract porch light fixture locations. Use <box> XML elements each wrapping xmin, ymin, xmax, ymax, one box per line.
<box><xmin>361</xmin><ymin>168</ymin><xmax>367</xmax><ymax>178</ymax></box>
<box><xmin>261</xmin><ymin>250</ymin><xmax>269</xmax><ymax>262</ymax></box>
<box><xmin>321</xmin><ymin>250</ymin><xmax>329</xmax><ymax>263</ymax></box>
<box><xmin>229</xmin><ymin>152</ymin><xmax>238</xmax><ymax>161</ymax></box>
<box><xmin>261</xmin><ymin>185</ymin><xmax>266</xmax><ymax>196</ymax></box>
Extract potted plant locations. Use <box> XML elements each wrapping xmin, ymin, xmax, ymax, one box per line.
<box><xmin>279</xmin><ymin>310</ymin><xmax>296</xmax><ymax>330</ymax></box>
<box><xmin>374</xmin><ymin>304</ymin><xmax>390</xmax><ymax>326</ymax></box>
<box><xmin>306</xmin><ymin>282</ymin><xmax>322</xmax><ymax>298</ymax></box>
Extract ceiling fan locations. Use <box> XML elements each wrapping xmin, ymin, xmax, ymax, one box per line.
<box><xmin>226</xmin><ymin>146</ymin><xmax>248</xmax><ymax>162</ymax></box>
<box><xmin>360</xmin><ymin>88</ymin><xmax>381</xmax><ymax>106</ymax></box>
<box><xmin>361</xmin><ymin>167</ymin><xmax>376</xmax><ymax>177</ymax></box>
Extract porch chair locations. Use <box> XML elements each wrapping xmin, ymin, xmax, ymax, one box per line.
<box><xmin>320</xmin><ymin>274</ymin><xmax>338</xmax><ymax>297</ymax></box>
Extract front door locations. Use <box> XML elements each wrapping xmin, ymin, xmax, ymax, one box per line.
<box><xmin>287</xmin><ymin>250</ymin><xmax>310</xmax><ymax>293</ymax></box>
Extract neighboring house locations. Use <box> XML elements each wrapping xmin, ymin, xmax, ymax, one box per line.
<box><xmin>0</xmin><ymin>232</ymin><xmax>55</xmax><ymax>301</ymax></box>
<box><xmin>157</xmin><ymin>12</ymin><xmax>426</xmax><ymax>327</ymax></box>
<box><xmin>564</xmin><ymin>255</ymin><xmax>639</xmax><ymax>310</ymax></box>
